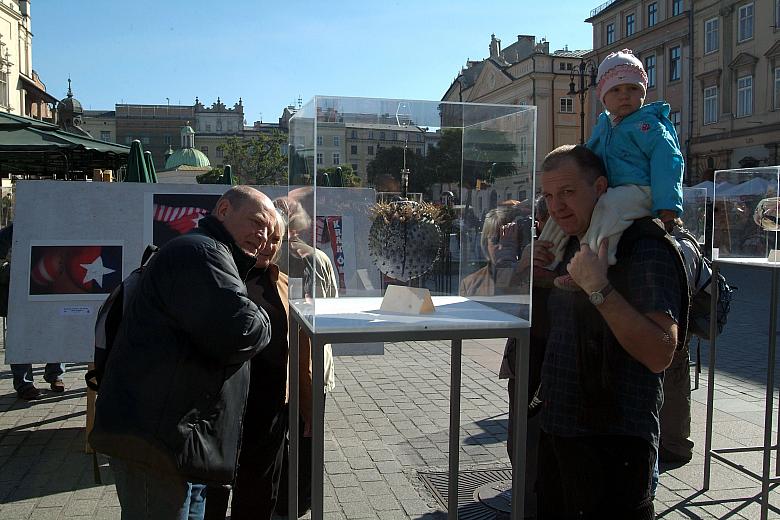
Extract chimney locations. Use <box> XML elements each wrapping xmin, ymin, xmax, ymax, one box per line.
<box><xmin>489</xmin><ymin>34</ymin><xmax>501</xmax><ymax>58</ymax></box>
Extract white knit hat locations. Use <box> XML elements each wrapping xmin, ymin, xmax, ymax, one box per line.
<box><xmin>595</xmin><ymin>49</ymin><xmax>648</xmax><ymax>105</ymax></box>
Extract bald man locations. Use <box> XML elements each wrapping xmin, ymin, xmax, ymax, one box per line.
<box><xmin>91</xmin><ymin>186</ymin><xmax>276</xmax><ymax>520</ymax></box>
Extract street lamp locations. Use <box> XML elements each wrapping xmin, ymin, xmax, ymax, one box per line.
<box><xmin>568</xmin><ymin>60</ymin><xmax>598</xmax><ymax>144</ymax></box>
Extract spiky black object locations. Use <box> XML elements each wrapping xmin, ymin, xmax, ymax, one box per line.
<box><xmin>368</xmin><ymin>201</ymin><xmax>442</xmax><ymax>282</ymax></box>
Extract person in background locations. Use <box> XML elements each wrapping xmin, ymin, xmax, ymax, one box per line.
<box><xmin>0</xmin><ymin>223</ymin><xmax>65</xmax><ymax>401</ymax></box>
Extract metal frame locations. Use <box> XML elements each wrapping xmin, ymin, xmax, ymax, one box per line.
<box><xmin>287</xmin><ymin>304</ymin><xmax>530</xmax><ymax>520</ymax></box>
<box><xmin>703</xmin><ymin>261</ymin><xmax>780</xmax><ymax>520</ymax></box>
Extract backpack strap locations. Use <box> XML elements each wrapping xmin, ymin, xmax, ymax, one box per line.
<box><xmin>614</xmin><ymin>217</ymin><xmax>691</xmax><ymax>349</ymax></box>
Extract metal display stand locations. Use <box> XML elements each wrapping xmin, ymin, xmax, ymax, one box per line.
<box><xmin>703</xmin><ymin>259</ymin><xmax>780</xmax><ymax>520</ymax></box>
<box><xmin>287</xmin><ymin>296</ymin><xmax>531</xmax><ymax>520</ymax></box>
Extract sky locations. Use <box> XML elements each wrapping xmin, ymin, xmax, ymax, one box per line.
<box><xmin>33</xmin><ymin>0</ymin><xmax>594</xmax><ymax>125</ymax></box>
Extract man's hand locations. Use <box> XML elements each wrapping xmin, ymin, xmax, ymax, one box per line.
<box><xmin>532</xmin><ymin>240</ymin><xmax>555</xmax><ymax>269</ymax></box>
<box><xmin>567</xmin><ymin>238</ymin><xmax>610</xmax><ymax>293</ymax></box>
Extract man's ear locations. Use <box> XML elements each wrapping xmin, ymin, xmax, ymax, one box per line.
<box><xmin>594</xmin><ymin>175</ymin><xmax>608</xmax><ymax>196</ymax></box>
<box><xmin>213</xmin><ymin>199</ymin><xmax>230</xmax><ymax>221</ymax></box>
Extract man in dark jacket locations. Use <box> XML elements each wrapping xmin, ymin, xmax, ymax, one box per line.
<box><xmin>90</xmin><ymin>186</ymin><xmax>276</xmax><ymax>520</ymax></box>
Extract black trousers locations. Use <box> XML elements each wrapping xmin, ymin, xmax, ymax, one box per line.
<box><xmin>203</xmin><ymin>410</ymin><xmax>287</xmax><ymax>520</ymax></box>
<box><xmin>537</xmin><ymin>430</ymin><xmax>655</xmax><ymax>520</ymax></box>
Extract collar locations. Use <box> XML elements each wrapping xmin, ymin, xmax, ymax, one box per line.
<box><xmin>197</xmin><ymin>214</ymin><xmax>257</xmax><ymax>277</ymax></box>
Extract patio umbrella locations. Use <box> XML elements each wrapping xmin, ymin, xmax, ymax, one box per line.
<box><xmin>144</xmin><ymin>150</ymin><xmax>158</xmax><ymax>183</ymax></box>
<box><xmin>124</xmin><ymin>140</ymin><xmax>151</xmax><ymax>183</ymax></box>
<box><xmin>220</xmin><ymin>164</ymin><xmax>234</xmax><ymax>185</ymax></box>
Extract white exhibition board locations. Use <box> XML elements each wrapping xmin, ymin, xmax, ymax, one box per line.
<box><xmin>7</xmin><ymin>181</ymin><xmax>379</xmax><ymax>363</ymax></box>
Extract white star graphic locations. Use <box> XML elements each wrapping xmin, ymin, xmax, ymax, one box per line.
<box><xmin>80</xmin><ymin>256</ymin><xmax>115</xmax><ymax>288</ymax></box>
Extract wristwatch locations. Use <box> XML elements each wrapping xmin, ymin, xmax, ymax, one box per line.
<box><xmin>589</xmin><ymin>282</ymin><xmax>613</xmax><ymax>306</ymax></box>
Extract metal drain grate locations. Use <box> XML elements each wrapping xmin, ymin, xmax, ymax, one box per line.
<box><xmin>419</xmin><ymin>468</ymin><xmax>513</xmax><ymax>520</ymax></box>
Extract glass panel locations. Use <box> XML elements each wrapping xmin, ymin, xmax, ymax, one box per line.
<box><xmin>682</xmin><ymin>187</ymin><xmax>707</xmax><ymax>244</ymax></box>
<box><xmin>712</xmin><ymin>167</ymin><xmax>780</xmax><ymax>263</ymax></box>
<box><xmin>287</xmin><ymin>97</ymin><xmax>535</xmax><ymax>332</ymax></box>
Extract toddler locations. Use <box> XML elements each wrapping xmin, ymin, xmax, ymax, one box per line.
<box><xmin>539</xmin><ymin>48</ymin><xmax>684</xmax><ymax>290</ymax></box>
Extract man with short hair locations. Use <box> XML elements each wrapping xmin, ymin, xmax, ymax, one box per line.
<box><xmin>90</xmin><ymin>186</ymin><xmax>276</xmax><ymax>520</ymax></box>
<box><xmin>533</xmin><ymin>145</ymin><xmax>686</xmax><ymax>518</ymax></box>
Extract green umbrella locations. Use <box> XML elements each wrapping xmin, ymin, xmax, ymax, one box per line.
<box><xmin>220</xmin><ymin>164</ymin><xmax>234</xmax><ymax>185</ymax></box>
<box><xmin>124</xmin><ymin>140</ymin><xmax>151</xmax><ymax>182</ymax></box>
<box><xmin>144</xmin><ymin>150</ymin><xmax>158</xmax><ymax>183</ymax></box>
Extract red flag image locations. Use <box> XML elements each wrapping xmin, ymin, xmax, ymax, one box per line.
<box><xmin>152</xmin><ymin>194</ymin><xmax>220</xmax><ymax>247</ymax></box>
<box><xmin>29</xmin><ymin>245</ymin><xmax>123</xmax><ymax>296</ymax></box>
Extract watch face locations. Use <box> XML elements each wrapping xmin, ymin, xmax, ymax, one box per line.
<box><xmin>589</xmin><ymin>291</ymin><xmax>605</xmax><ymax>305</ymax></box>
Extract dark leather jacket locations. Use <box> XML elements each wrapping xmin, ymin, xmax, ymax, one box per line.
<box><xmin>89</xmin><ymin>215</ymin><xmax>271</xmax><ymax>484</ymax></box>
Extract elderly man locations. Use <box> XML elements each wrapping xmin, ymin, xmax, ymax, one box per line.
<box><xmin>533</xmin><ymin>145</ymin><xmax>687</xmax><ymax>518</ymax></box>
<box><xmin>90</xmin><ymin>186</ymin><xmax>276</xmax><ymax>520</ymax></box>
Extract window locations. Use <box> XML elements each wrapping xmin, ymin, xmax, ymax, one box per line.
<box><xmin>216</xmin><ymin>146</ymin><xmax>223</xmax><ymax>159</ymax></box>
<box><xmin>626</xmin><ymin>14</ymin><xmax>635</xmax><ymax>36</ymax></box>
<box><xmin>567</xmin><ymin>62</ymin><xmax>573</xmax><ymax>70</ymax></box>
<box><xmin>368</xmin><ymin>130</ymin><xmax>374</xmax><ymax>139</ymax></box>
<box><xmin>100</xmin><ymin>131</ymin><xmax>111</xmax><ymax>142</ymax></box>
<box><xmin>125</xmin><ymin>136</ymin><xmax>132</xmax><ymax>144</ymax></box>
<box><xmin>351</xmin><ymin>163</ymin><xmax>358</xmax><ymax>172</ymax></box>
<box><xmin>164</xmin><ymin>134</ymin><xmax>172</xmax><ymax>145</ymax></box>
<box><xmin>216</xmin><ymin>119</ymin><xmax>222</xmax><ymax>132</ymax></box>
<box><xmin>142</xmin><ymin>137</ymin><xmax>150</xmax><ymax>145</ymax></box>
<box><xmin>704</xmin><ymin>18</ymin><xmax>719</xmax><ymax>54</ymax></box>
<box><xmin>672</xmin><ymin>0</ymin><xmax>683</xmax><ymax>16</ymax></box>
<box><xmin>392</xmin><ymin>132</ymin><xmax>398</xmax><ymax>140</ymax></box>
<box><xmin>367</xmin><ymin>145</ymin><xmax>374</xmax><ymax>155</ymax></box>
<box><xmin>703</xmin><ymin>86</ymin><xmax>718</xmax><ymax>124</ymax></box>
<box><xmin>670</xmin><ymin>111</ymin><xmax>681</xmax><ymax>137</ymax></box>
<box><xmin>560</xmin><ymin>97</ymin><xmax>574</xmax><ymax>113</ymax></box>
<box><xmin>776</xmin><ymin>0</ymin><xmax>780</xmax><ymax>30</ymax></box>
<box><xmin>0</xmin><ymin>71</ymin><xmax>8</xmax><ymax>108</ymax></box>
<box><xmin>606</xmin><ymin>23</ymin><xmax>615</xmax><ymax>44</ymax></box>
<box><xmin>380</xmin><ymin>131</ymin><xmax>386</xmax><ymax>140</ymax></box>
<box><xmin>669</xmin><ymin>46</ymin><xmax>681</xmax><ymax>81</ymax></box>
<box><xmin>350</xmin><ymin>145</ymin><xmax>358</xmax><ymax>155</ymax></box>
<box><xmin>350</xmin><ymin>130</ymin><xmax>357</xmax><ymax>139</ymax></box>
<box><xmin>519</xmin><ymin>135</ymin><xmax>528</xmax><ymax>166</ymax></box>
<box><xmin>205</xmin><ymin>124</ymin><xmax>211</xmax><ymax>132</ymax></box>
<box><xmin>738</xmin><ymin>3</ymin><xmax>754</xmax><ymax>42</ymax></box>
<box><xmin>416</xmin><ymin>133</ymin><xmax>423</xmax><ymax>142</ymax></box>
<box><xmin>317</xmin><ymin>135</ymin><xmax>323</xmax><ymax>146</ymax></box>
<box><xmin>560</xmin><ymin>62</ymin><xmax>566</xmax><ymax>71</ymax></box>
<box><xmin>648</xmin><ymin>3</ymin><xmax>657</xmax><ymax>27</ymax></box>
<box><xmin>775</xmin><ymin>68</ymin><xmax>780</xmax><ymax>110</ymax></box>
<box><xmin>200</xmin><ymin>146</ymin><xmax>208</xmax><ymax>155</ymax></box>
<box><xmin>316</xmin><ymin>153</ymin><xmax>323</xmax><ymax>165</ymax></box>
<box><xmin>645</xmin><ymin>55</ymin><xmax>656</xmax><ymax>88</ymax></box>
<box><xmin>333</xmin><ymin>136</ymin><xmax>340</xmax><ymax>146</ymax></box>
<box><xmin>332</xmin><ymin>153</ymin><xmax>340</xmax><ymax>165</ymax></box>
<box><xmin>737</xmin><ymin>75</ymin><xmax>753</xmax><ymax>117</ymax></box>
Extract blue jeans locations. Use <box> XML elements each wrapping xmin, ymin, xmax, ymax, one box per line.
<box><xmin>111</xmin><ymin>458</ymin><xmax>206</xmax><ymax>520</ymax></box>
<box><xmin>10</xmin><ymin>363</ymin><xmax>65</xmax><ymax>392</ymax></box>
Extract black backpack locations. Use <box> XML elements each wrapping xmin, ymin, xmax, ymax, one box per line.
<box><xmin>672</xmin><ymin>227</ymin><xmax>735</xmax><ymax>341</ymax></box>
<box><xmin>85</xmin><ymin>244</ymin><xmax>159</xmax><ymax>392</ymax></box>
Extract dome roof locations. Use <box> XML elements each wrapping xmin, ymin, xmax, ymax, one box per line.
<box><xmin>57</xmin><ymin>79</ymin><xmax>83</xmax><ymax>114</ymax></box>
<box><xmin>165</xmin><ymin>147</ymin><xmax>211</xmax><ymax>170</ymax></box>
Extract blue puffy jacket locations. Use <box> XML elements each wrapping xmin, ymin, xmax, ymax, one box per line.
<box><xmin>587</xmin><ymin>101</ymin><xmax>684</xmax><ymax>215</ymax></box>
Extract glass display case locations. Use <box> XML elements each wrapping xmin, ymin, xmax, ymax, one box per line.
<box><xmin>285</xmin><ymin>96</ymin><xmax>536</xmax><ymax>332</ymax></box>
<box><xmin>712</xmin><ymin>167</ymin><xmax>780</xmax><ymax>264</ymax></box>
<box><xmin>682</xmin><ymin>186</ymin><xmax>707</xmax><ymax>244</ymax></box>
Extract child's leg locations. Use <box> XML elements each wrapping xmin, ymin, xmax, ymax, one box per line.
<box><xmin>554</xmin><ymin>185</ymin><xmax>652</xmax><ymax>292</ymax></box>
<box><xmin>582</xmin><ymin>185</ymin><xmax>653</xmax><ymax>265</ymax></box>
<box><xmin>536</xmin><ymin>216</ymin><xmax>568</xmax><ymax>269</ymax></box>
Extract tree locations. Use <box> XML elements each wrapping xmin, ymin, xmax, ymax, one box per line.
<box><xmin>366</xmin><ymin>146</ymin><xmax>427</xmax><ymax>193</ymax></box>
<box><xmin>317</xmin><ymin>165</ymin><xmax>362</xmax><ymax>187</ymax></box>
<box><xmin>196</xmin><ymin>167</ymin><xmax>224</xmax><ymax>184</ymax></box>
<box><xmin>221</xmin><ymin>131</ymin><xmax>288</xmax><ymax>185</ymax></box>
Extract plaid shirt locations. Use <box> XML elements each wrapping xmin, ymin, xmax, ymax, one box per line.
<box><xmin>540</xmin><ymin>236</ymin><xmax>681</xmax><ymax>448</ymax></box>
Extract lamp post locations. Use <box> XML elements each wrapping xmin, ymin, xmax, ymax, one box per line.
<box><xmin>568</xmin><ymin>60</ymin><xmax>598</xmax><ymax>144</ymax></box>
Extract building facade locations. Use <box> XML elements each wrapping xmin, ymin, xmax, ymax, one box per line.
<box><xmin>0</xmin><ymin>0</ymin><xmax>55</xmax><ymax>119</ymax></box>
<box><xmin>585</xmin><ymin>0</ymin><xmax>691</xmax><ymax>180</ymax></box>
<box><xmin>688</xmin><ymin>0</ymin><xmax>780</xmax><ymax>181</ymax></box>
<box><xmin>442</xmin><ymin>34</ymin><xmax>585</xmax><ymax>206</ymax></box>
<box><xmin>112</xmin><ymin>104</ymin><xmax>195</xmax><ymax>170</ymax></box>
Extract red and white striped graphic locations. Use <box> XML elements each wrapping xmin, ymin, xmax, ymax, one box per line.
<box><xmin>153</xmin><ymin>204</ymin><xmax>209</xmax><ymax>235</ymax></box>
<box><xmin>31</xmin><ymin>251</ymin><xmax>64</xmax><ymax>287</ymax></box>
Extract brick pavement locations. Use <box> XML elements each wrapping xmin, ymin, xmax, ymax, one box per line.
<box><xmin>0</xmin><ymin>265</ymin><xmax>780</xmax><ymax>520</ymax></box>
